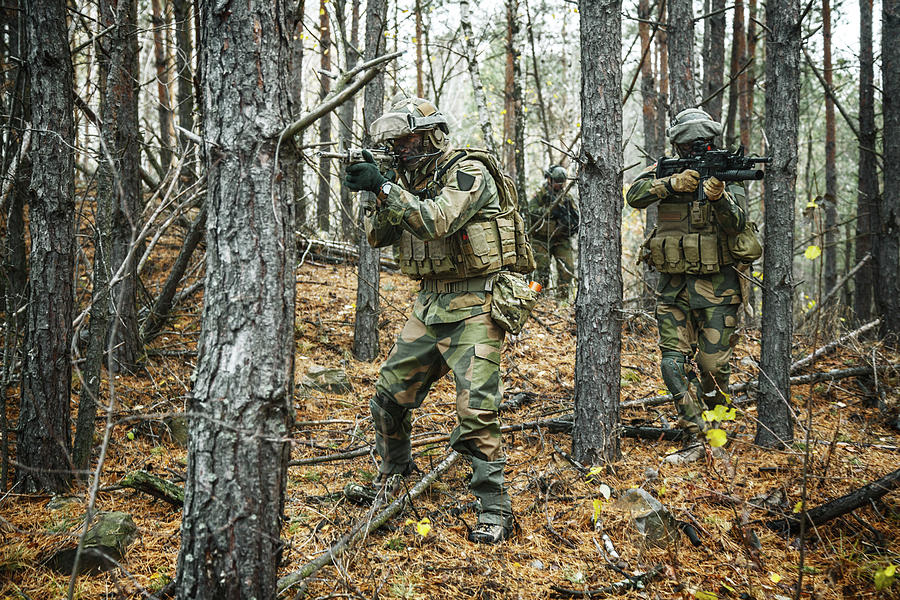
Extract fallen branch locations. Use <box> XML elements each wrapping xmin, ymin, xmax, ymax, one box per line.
<box><xmin>767</xmin><ymin>466</ymin><xmax>900</xmax><ymax>535</ymax></box>
<box><xmin>295</xmin><ymin>236</ymin><xmax>399</xmax><ymax>270</ymax></box>
<box><xmin>791</xmin><ymin>318</ymin><xmax>881</xmax><ymax>373</ymax></box>
<box><xmin>549</xmin><ymin>564</ymin><xmax>665</xmax><ymax>597</ymax></box>
<box><xmin>276</xmin><ymin>451</ymin><xmax>460</xmax><ymax>597</ymax></box>
<box><xmin>117</xmin><ymin>470</ymin><xmax>184</xmax><ymax>507</ymax></box>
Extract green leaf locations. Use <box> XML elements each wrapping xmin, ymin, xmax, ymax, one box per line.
<box><xmin>706</xmin><ymin>429</ymin><xmax>727</xmax><ymax>447</ymax></box>
<box><xmin>693</xmin><ymin>591</ymin><xmax>719</xmax><ymax>600</ymax></box>
<box><xmin>875</xmin><ymin>564</ymin><xmax>897</xmax><ymax>591</ymax></box>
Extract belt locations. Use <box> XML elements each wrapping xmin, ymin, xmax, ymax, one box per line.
<box><xmin>419</xmin><ymin>274</ymin><xmax>496</xmax><ymax>293</ymax></box>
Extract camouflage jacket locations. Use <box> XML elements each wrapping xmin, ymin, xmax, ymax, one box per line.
<box><xmin>527</xmin><ymin>184</ymin><xmax>578</xmax><ymax>242</ymax></box>
<box><xmin>366</xmin><ymin>151</ymin><xmax>503</xmax><ymax>325</ymax></box>
<box><xmin>626</xmin><ymin>162</ymin><xmax>746</xmax><ymax>308</ymax></box>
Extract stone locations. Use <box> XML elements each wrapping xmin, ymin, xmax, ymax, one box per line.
<box><xmin>46</xmin><ymin>511</ymin><xmax>138</xmax><ymax>575</ymax></box>
<box><xmin>298</xmin><ymin>365</ymin><xmax>354</xmax><ymax>394</ymax></box>
<box><xmin>616</xmin><ymin>488</ymin><xmax>679</xmax><ymax>548</ymax></box>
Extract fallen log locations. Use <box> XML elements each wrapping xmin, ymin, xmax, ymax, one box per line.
<box><xmin>297</xmin><ymin>237</ymin><xmax>399</xmax><ymax>270</ymax></box>
<box><xmin>790</xmin><ymin>318</ymin><xmax>881</xmax><ymax>373</ymax></box>
<box><xmin>277</xmin><ymin>451</ymin><xmax>460</xmax><ymax>597</ymax></box>
<box><xmin>766</xmin><ymin>466</ymin><xmax>900</xmax><ymax>535</ymax></box>
<box><xmin>117</xmin><ymin>470</ymin><xmax>184</xmax><ymax>507</ymax></box>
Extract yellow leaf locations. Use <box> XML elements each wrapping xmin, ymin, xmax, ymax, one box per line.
<box><xmin>793</xmin><ymin>500</ymin><xmax>805</xmax><ymax>513</ymax></box>
<box><xmin>706</xmin><ymin>428</ymin><xmax>727</xmax><ymax>447</ymax></box>
<box><xmin>769</xmin><ymin>572</ymin><xmax>782</xmax><ymax>583</ymax></box>
<box><xmin>805</xmin><ymin>200</ymin><xmax>818</xmax><ymax>209</ymax></box>
<box><xmin>693</xmin><ymin>591</ymin><xmax>718</xmax><ymax>600</ymax></box>
<box><xmin>804</xmin><ymin>245</ymin><xmax>822</xmax><ymax>260</ymax></box>
<box><xmin>592</xmin><ymin>498</ymin><xmax>603</xmax><ymax>522</ymax></box>
<box><xmin>404</xmin><ymin>517</ymin><xmax>432</xmax><ymax>537</ymax></box>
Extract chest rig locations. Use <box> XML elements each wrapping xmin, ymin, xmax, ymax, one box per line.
<box><xmin>646</xmin><ymin>190</ymin><xmax>733</xmax><ymax>275</ymax></box>
<box><xmin>395</xmin><ymin>150</ymin><xmax>534</xmax><ymax>280</ymax></box>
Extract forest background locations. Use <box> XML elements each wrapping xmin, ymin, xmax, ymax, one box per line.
<box><xmin>2</xmin><ymin>0</ymin><xmax>900</xmax><ymax>599</ymax></box>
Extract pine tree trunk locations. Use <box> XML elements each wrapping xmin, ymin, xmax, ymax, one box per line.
<box><xmin>854</xmin><ymin>0</ymin><xmax>876</xmax><ymax>322</ymax></box>
<box><xmin>656</xmin><ymin>1</ymin><xmax>669</xmax><ymax>142</ymax></box>
<box><xmin>290</xmin><ymin>0</ymin><xmax>307</xmax><ymax>229</ymax></box>
<box><xmin>337</xmin><ymin>0</ymin><xmax>360</xmax><ymax>243</ymax></box>
<box><xmin>823</xmin><ymin>0</ymin><xmax>838</xmax><ymax>298</ymax></box>
<box><xmin>878</xmin><ymin>0</ymin><xmax>900</xmax><ymax>340</ymax></box>
<box><xmin>666</xmin><ymin>0</ymin><xmax>695</xmax><ymax>115</ymax></box>
<box><xmin>755</xmin><ymin>0</ymin><xmax>800</xmax><ymax>449</ymax></box>
<box><xmin>174</xmin><ymin>0</ymin><xmax>296</xmax><ymax>597</ymax></box>
<box><xmin>173</xmin><ymin>0</ymin><xmax>195</xmax><ymax>183</ymax></box>
<box><xmin>701</xmin><ymin>0</ymin><xmax>725</xmax><ymax>121</ymax></box>
<box><xmin>352</xmin><ymin>0</ymin><xmax>386</xmax><ymax>362</ymax></box>
<box><xmin>638</xmin><ymin>0</ymin><xmax>660</xmax><ymax>312</ymax></box>
<box><xmin>415</xmin><ymin>0</ymin><xmax>424</xmax><ymax>97</ymax></box>
<box><xmin>725</xmin><ymin>0</ymin><xmax>745</xmax><ymax>148</ymax></box>
<box><xmin>102</xmin><ymin>0</ymin><xmax>143</xmax><ymax>372</ymax></box>
<box><xmin>317</xmin><ymin>0</ymin><xmax>332</xmax><ymax>232</ymax></box>
<box><xmin>573</xmin><ymin>0</ymin><xmax>622</xmax><ymax>465</ymax></box>
<box><xmin>151</xmin><ymin>0</ymin><xmax>174</xmax><ymax>169</ymax></box>
<box><xmin>524</xmin><ymin>0</ymin><xmax>554</xmax><ymax>165</ymax></box>
<box><xmin>16</xmin><ymin>0</ymin><xmax>75</xmax><ymax>493</ymax></box>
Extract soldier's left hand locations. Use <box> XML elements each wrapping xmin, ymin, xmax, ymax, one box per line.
<box><xmin>345</xmin><ymin>150</ymin><xmax>388</xmax><ymax>193</ymax></box>
<box><xmin>703</xmin><ymin>177</ymin><xmax>725</xmax><ymax>201</ymax></box>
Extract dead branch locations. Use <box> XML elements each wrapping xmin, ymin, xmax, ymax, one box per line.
<box><xmin>549</xmin><ymin>564</ymin><xmax>665</xmax><ymax>597</ymax></box>
<box><xmin>117</xmin><ymin>470</ymin><xmax>184</xmax><ymax>507</ymax></box>
<box><xmin>296</xmin><ymin>237</ymin><xmax>399</xmax><ymax>270</ymax></box>
<box><xmin>276</xmin><ymin>451</ymin><xmax>460</xmax><ymax>597</ymax></box>
<box><xmin>767</xmin><ymin>466</ymin><xmax>900</xmax><ymax>535</ymax></box>
<box><xmin>0</xmin><ymin>125</ymin><xmax>31</xmax><ymax>214</ymax></box>
<box><xmin>791</xmin><ymin>318</ymin><xmax>881</xmax><ymax>373</ymax></box>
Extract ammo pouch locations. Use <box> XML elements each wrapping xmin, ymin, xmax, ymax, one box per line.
<box><xmin>645</xmin><ymin>233</ymin><xmax>723</xmax><ymax>275</ymax></box>
<box><xmin>490</xmin><ymin>271</ymin><xmax>539</xmax><ymax>335</ymax></box>
<box><xmin>727</xmin><ymin>221</ymin><xmax>762</xmax><ymax>264</ymax></box>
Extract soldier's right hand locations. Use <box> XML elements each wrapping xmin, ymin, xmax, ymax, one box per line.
<box><xmin>669</xmin><ymin>169</ymin><xmax>700</xmax><ymax>193</ymax></box>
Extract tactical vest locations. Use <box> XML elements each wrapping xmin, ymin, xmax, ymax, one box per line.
<box><xmin>646</xmin><ymin>193</ymin><xmax>733</xmax><ymax>275</ymax></box>
<box><xmin>396</xmin><ymin>149</ymin><xmax>536</xmax><ymax>280</ymax></box>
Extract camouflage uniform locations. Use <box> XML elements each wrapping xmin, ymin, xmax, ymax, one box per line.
<box><xmin>363</xmin><ymin>108</ymin><xmax>515</xmax><ymax>532</ymax></box>
<box><xmin>626</xmin><ymin>164</ymin><xmax>746</xmax><ymax>433</ymax></box>
<box><xmin>528</xmin><ymin>182</ymin><xmax>578</xmax><ymax>299</ymax></box>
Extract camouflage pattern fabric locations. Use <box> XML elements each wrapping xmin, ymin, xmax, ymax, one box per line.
<box><xmin>528</xmin><ymin>184</ymin><xmax>578</xmax><ymax>298</ymax></box>
<box><xmin>626</xmin><ymin>160</ymin><xmax>745</xmax><ymax>433</ymax></box>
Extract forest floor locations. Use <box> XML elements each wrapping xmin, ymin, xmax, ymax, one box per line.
<box><xmin>3</xmin><ymin>258</ymin><xmax>900</xmax><ymax>600</ymax></box>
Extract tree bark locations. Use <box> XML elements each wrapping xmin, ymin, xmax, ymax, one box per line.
<box><xmin>823</xmin><ymin>0</ymin><xmax>838</xmax><ymax>297</ymax></box>
<box><xmin>172</xmin><ymin>0</ymin><xmax>194</xmax><ymax>184</ymax></box>
<box><xmin>755</xmin><ymin>0</ymin><xmax>800</xmax><ymax>449</ymax></box>
<box><xmin>337</xmin><ymin>0</ymin><xmax>360</xmax><ymax>243</ymax></box>
<box><xmin>175</xmin><ymin>0</ymin><xmax>296</xmax><ymax>596</ymax></box>
<box><xmin>99</xmin><ymin>0</ymin><xmax>143</xmax><ymax>372</ymax></box>
<box><xmin>877</xmin><ymin>0</ymin><xmax>900</xmax><ymax>341</ymax></box>
<box><xmin>16</xmin><ymin>0</ymin><xmax>75</xmax><ymax>493</ymax></box>
<box><xmin>352</xmin><ymin>0</ymin><xmax>386</xmax><ymax>362</ymax></box>
<box><xmin>666</xmin><ymin>0</ymin><xmax>695</xmax><ymax>115</ymax></box>
<box><xmin>290</xmin><ymin>0</ymin><xmax>307</xmax><ymax>229</ymax></box>
<box><xmin>524</xmin><ymin>0</ymin><xmax>554</xmax><ymax>165</ymax></box>
<box><xmin>701</xmin><ymin>0</ymin><xmax>725</xmax><ymax>122</ymax></box>
<box><xmin>573</xmin><ymin>0</ymin><xmax>622</xmax><ymax>465</ymax></box>
<box><xmin>460</xmin><ymin>0</ymin><xmax>498</xmax><ymax>154</ymax></box>
<box><xmin>854</xmin><ymin>0</ymin><xmax>876</xmax><ymax>322</ymax></box>
<box><xmin>415</xmin><ymin>0</ymin><xmax>424</xmax><ymax>97</ymax></box>
<box><xmin>151</xmin><ymin>0</ymin><xmax>174</xmax><ymax>169</ymax></box>
<box><xmin>725</xmin><ymin>0</ymin><xmax>746</xmax><ymax>148</ymax></box>
<box><xmin>638</xmin><ymin>0</ymin><xmax>661</xmax><ymax>312</ymax></box>
<box><xmin>317</xmin><ymin>0</ymin><xmax>333</xmax><ymax>232</ymax></box>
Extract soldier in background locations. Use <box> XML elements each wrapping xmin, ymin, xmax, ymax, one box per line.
<box><xmin>343</xmin><ymin>96</ymin><xmax>533</xmax><ymax>544</ymax></box>
<box><xmin>625</xmin><ymin>108</ymin><xmax>746</xmax><ymax>463</ymax></box>
<box><xmin>527</xmin><ymin>165</ymin><xmax>578</xmax><ymax>300</ymax></box>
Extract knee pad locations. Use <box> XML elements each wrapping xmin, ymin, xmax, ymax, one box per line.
<box><xmin>660</xmin><ymin>351</ymin><xmax>689</xmax><ymax>398</ymax></box>
<box><xmin>370</xmin><ymin>394</ymin><xmax>408</xmax><ymax>437</ymax></box>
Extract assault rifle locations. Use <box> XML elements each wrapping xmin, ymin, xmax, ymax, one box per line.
<box><xmin>317</xmin><ymin>147</ymin><xmax>396</xmax><ymax>171</ymax></box>
<box><xmin>655</xmin><ymin>141</ymin><xmax>772</xmax><ymax>203</ymax></box>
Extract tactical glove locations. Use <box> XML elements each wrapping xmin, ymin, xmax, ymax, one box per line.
<box><xmin>703</xmin><ymin>176</ymin><xmax>725</xmax><ymax>201</ymax></box>
<box><xmin>344</xmin><ymin>150</ymin><xmax>388</xmax><ymax>193</ymax></box>
<box><xmin>669</xmin><ymin>169</ymin><xmax>700</xmax><ymax>193</ymax></box>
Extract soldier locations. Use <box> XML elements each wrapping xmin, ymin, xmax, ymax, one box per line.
<box><xmin>527</xmin><ymin>165</ymin><xmax>579</xmax><ymax>300</ymax></box>
<box><xmin>343</xmin><ymin>97</ymin><xmax>532</xmax><ymax>543</ymax></box>
<box><xmin>625</xmin><ymin>108</ymin><xmax>747</xmax><ymax>462</ymax></box>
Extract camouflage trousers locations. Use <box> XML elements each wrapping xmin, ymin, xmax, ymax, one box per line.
<box><xmin>372</xmin><ymin>311</ymin><xmax>512</xmax><ymax>522</ymax></box>
<box><xmin>532</xmin><ymin>236</ymin><xmax>575</xmax><ymax>300</ymax></box>
<box><xmin>656</xmin><ymin>297</ymin><xmax>738</xmax><ymax>433</ymax></box>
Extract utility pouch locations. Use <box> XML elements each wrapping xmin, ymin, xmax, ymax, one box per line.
<box><xmin>727</xmin><ymin>221</ymin><xmax>763</xmax><ymax>264</ymax></box>
<box><xmin>648</xmin><ymin>236</ymin><xmax>666</xmax><ymax>270</ymax></box>
<box><xmin>682</xmin><ymin>233</ymin><xmax>701</xmax><ymax>274</ymax></box>
<box><xmin>490</xmin><ymin>271</ymin><xmax>539</xmax><ymax>335</ymax></box>
<box><xmin>663</xmin><ymin>236</ymin><xmax>685</xmax><ymax>273</ymax></box>
<box><xmin>699</xmin><ymin>234</ymin><xmax>721</xmax><ymax>274</ymax></box>
<box><xmin>690</xmin><ymin>201</ymin><xmax>709</xmax><ymax>227</ymax></box>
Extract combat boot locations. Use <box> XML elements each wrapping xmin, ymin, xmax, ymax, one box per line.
<box><xmin>468</xmin><ymin>520</ymin><xmax>513</xmax><ymax>544</ymax></box>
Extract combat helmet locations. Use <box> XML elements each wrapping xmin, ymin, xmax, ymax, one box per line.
<box><xmin>665</xmin><ymin>108</ymin><xmax>723</xmax><ymax>145</ymax></box>
<box><xmin>370</xmin><ymin>97</ymin><xmax>450</xmax><ymax>170</ymax></box>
